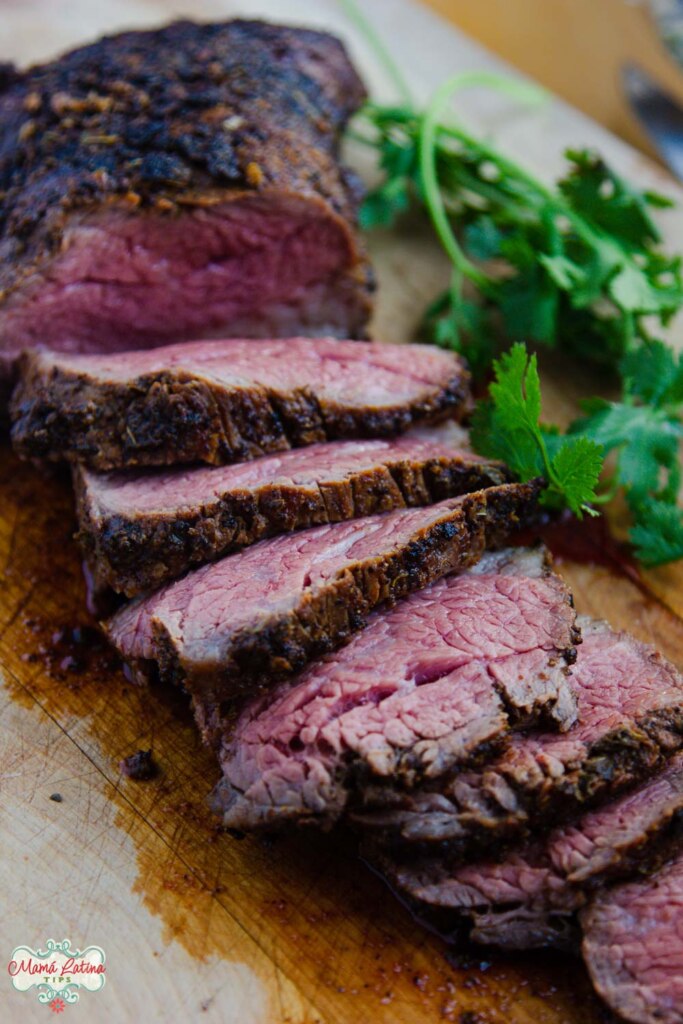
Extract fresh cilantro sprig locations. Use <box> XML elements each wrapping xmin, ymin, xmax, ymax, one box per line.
<box><xmin>353</xmin><ymin>98</ymin><xmax>681</xmax><ymax>373</ymax></box>
<box><xmin>569</xmin><ymin>341</ymin><xmax>683</xmax><ymax>564</ymax></box>
<box><xmin>471</xmin><ymin>344</ymin><xmax>603</xmax><ymax>516</ymax></box>
<box><xmin>340</xmin><ymin>0</ymin><xmax>683</xmax><ymax>565</ymax></box>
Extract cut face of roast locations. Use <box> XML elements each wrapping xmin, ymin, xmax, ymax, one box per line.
<box><xmin>210</xmin><ymin>547</ymin><xmax>579</xmax><ymax>833</ymax></box>
<box><xmin>582</xmin><ymin>851</ymin><xmax>683</xmax><ymax>1024</ymax></box>
<box><xmin>353</xmin><ymin>618</ymin><xmax>683</xmax><ymax>854</ymax></box>
<box><xmin>106</xmin><ymin>483</ymin><xmax>542</xmax><ymax>712</ymax></box>
<box><xmin>372</xmin><ymin>752</ymin><xmax>683</xmax><ymax>953</ymax></box>
<box><xmin>74</xmin><ymin>430</ymin><xmax>510</xmax><ymax>596</ymax></box>
<box><xmin>10</xmin><ymin>338</ymin><xmax>470</xmax><ymax>469</ymax></box>
<box><xmin>0</xmin><ymin>20</ymin><xmax>371</xmax><ymax>405</ymax></box>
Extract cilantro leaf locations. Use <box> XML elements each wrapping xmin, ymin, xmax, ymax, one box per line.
<box><xmin>420</xmin><ymin>284</ymin><xmax>496</xmax><ymax>376</ymax></box>
<box><xmin>630</xmin><ymin>501</ymin><xmax>683</xmax><ymax>567</ymax></box>
<box><xmin>471</xmin><ymin>343</ymin><xmax>604</xmax><ymax>515</ymax></box>
<box><xmin>571</xmin><ymin>397</ymin><xmax>683</xmax><ymax>504</ymax></box>
<box><xmin>463</xmin><ymin>216</ymin><xmax>506</xmax><ymax>261</ymax></box>
<box><xmin>559</xmin><ymin>148</ymin><xmax>666</xmax><ymax>248</ymax></box>
<box><xmin>621</xmin><ymin>340</ymin><xmax>683</xmax><ymax>406</ymax></box>
<box><xmin>549</xmin><ymin>437</ymin><xmax>603</xmax><ymax>515</ymax></box>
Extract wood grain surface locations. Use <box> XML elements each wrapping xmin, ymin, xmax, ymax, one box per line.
<box><xmin>1</xmin><ymin>2</ymin><xmax>683</xmax><ymax>1021</ymax></box>
<box><xmin>421</xmin><ymin>0</ymin><xmax>683</xmax><ymax>162</ymax></box>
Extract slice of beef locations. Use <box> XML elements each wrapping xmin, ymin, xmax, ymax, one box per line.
<box><xmin>0</xmin><ymin>19</ymin><xmax>371</xmax><ymax>405</ymax></box>
<box><xmin>106</xmin><ymin>482</ymin><xmax>542</xmax><ymax>710</ymax></box>
<box><xmin>10</xmin><ymin>338</ymin><xmax>470</xmax><ymax>469</ymax></box>
<box><xmin>353</xmin><ymin>618</ymin><xmax>683</xmax><ymax>855</ymax></box>
<box><xmin>75</xmin><ymin>431</ymin><xmax>510</xmax><ymax>597</ymax></box>
<box><xmin>210</xmin><ymin>546</ymin><xmax>580</xmax><ymax>833</ymax></box>
<box><xmin>371</xmin><ymin>752</ymin><xmax>683</xmax><ymax>953</ymax></box>
<box><xmin>582</xmin><ymin>852</ymin><xmax>683</xmax><ymax>1024</ymax></box>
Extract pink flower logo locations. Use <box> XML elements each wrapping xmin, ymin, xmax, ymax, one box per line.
<box><xmin>49</xmin><ymin>997</ymin><xmax>66</xmax><ymax>1014</ymax></box>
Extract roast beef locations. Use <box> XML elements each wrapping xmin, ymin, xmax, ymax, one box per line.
<box><xmin>372</xmin><ymin>752</ymin><xmax>683</xmax><ymax>953</ymax></box>
<box><xmin>106</xmin><ymin>483</ymin><xmax>541</xmax><ymax>711</ymax></box>
<box><xmin>75</xmin><ymin>431</ymin><xmax>510</xmax><ymax>596</ymax></box>
<box><xmin>0</xmin><ymin>20</ymin><xmax>371</xmax><ymax>405</ymax></box>
<box><xmin>210</xmin><ymin>546</ymin><xmax>580</xmax><ymax>832</ymax></box>
<box><xmin>582</xmin><ymin>851</ymin><xmax>683</xmax><ymax>1024</ymax></box>
<box><xmin>353</xmin><ymin>618</ymin><xmax>683</xmax><ymax>854</ymax></box>
<box><xmin>10</xmin><ymin>339</ymin><xmax>470</xmax><ymax>469</ymax></box>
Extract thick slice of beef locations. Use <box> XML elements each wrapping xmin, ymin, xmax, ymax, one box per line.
<box><xmin>106</xmin><ymin>482</ymin><xmax>542</xmax><ymax>710</ymax></box>
<box><xmin>0</xmin><ymin>20</ymin><xmax>371</xmax><ymax>405</ymax></box>
<box><xmin>582</xmin><ymin>852</ymin><xmax>683</xmax><ymax>1024</ymax></box>
<box><xmin>10</xmin><ymin>338</ymin><xmax>470</xmax><ymax>469</ymax></box>
<box><xmin>372</xmin><ymin>752</ymin><xmax>683</xmax><ymax>953</ymax></box>
<box><xmin>210</xmin><ymin>546</ymin><xmax>580</xmax><ymax>832</ymax></box>
<box><xmin>75</xmin><ymin>431</ymin><xmax>510</xmax><ymax>597</ymax></box>
<box><xmin>353</xmin><ymin>618</ymin><xmax>683</xmax><ymax>854</ymax></box>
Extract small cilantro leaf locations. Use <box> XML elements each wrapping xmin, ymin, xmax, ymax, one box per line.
<box><xmin>487</xmin><ymin>342</ymin><xmax>542</xmax><ymax>432</ymax></box>
<box><xmin>571</xmin><ymin>398</ymin><xmax>683</xmax><ymax>503</ymax></box>
<box><xmin>621</xmin><ymin>341</ymin><xmax>683</xmax><ymax>407</ymax></box>
<box><xmin>420</xmin><ymin>284</ymin><xmax>496</xmax><ymax>376</ymax></box>
<box><xmin>560</xmin><ymin>148</ymin><xmax>663</xmax><ymax>248</ymax></box>
<box><xmin>549</xmin><ymin>437</ymin><xmax>603</xmax><ymax>515</ymax></box>
<box><xmin>538</xmin><ymin>254</ymin><xmax>586</xmax><ymax>292</ymax></box>
<box><xmin>463</xmin><ymin>216</ymin><xmax>505</xmax><ymax>260</ymax></box>
<box><xmin>608</xmin><ymin>261</ymin><xmax>681</xmax><ymax>315</ymax></box>
<box><xmin>471</xmin><ymin>343</ymin><xmax>604</xmax><ymax>516</ymax></box>
<box><xmin>630</xmin><ymin>501</ymin><xmax>683</xmax><ymax>567</ymax></box>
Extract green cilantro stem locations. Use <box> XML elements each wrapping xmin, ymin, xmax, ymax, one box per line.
<box><xmin>337</xmin><ymin>0</ymin><xmax>413</xmax><ymax>107</ymax></box>
<box><xmin>418</xmin><ymin>72</ymin><xmax>547</xmax><ymax>292</ymax></box>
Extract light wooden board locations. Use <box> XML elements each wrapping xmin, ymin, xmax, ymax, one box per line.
<box><xmin>2</xmin><ymin>2</ymin><xmax>683</xmax><ymax>1021</ymax></box>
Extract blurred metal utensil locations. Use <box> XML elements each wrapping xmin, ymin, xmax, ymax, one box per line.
<box><xmin>648</xmin><ymin>0</ymin><xmax>683</xmax><ymax>70</ymax></box>
<box><xmin>623</xmin><ymin>62</ymin><xmax>683</xmax><ymax>179</ymax></box>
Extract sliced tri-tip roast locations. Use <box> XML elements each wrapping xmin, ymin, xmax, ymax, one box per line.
<box><xmin>75</xmin><ymin>429</ymin><xmax>510</xmax><ymax>596</ymax></box>
<box><xmin>582</xmin><ymin>850</ymin><xmax>683</xmax><ymax>1024</ymax></box>
<box><xmin>372</xmin><ymin>752</ymin><xmax>683</xmax><ymax>954</ymax></box>
<box><xmin>106</xmin><ymin>482</ymin><xmax>541</xmax><ymax>713</ymax></box>
<box><xmin>210</xmin><ymin>546</ymin><xmax>580</xmax><ymax>833</ymax></box>
<box><xmin>0</xmin><ymin>19</ymin><xmax>372</xmax><ymax>406</ymax></box>
<box><xmin>10</xmin><ymin>338</ymin><xmax>470</xmax><ymax>469</ymax></box>
<box><xmin>353</xmin><ymin>618</ymin><xmax>683</xmax><ymax>856</ymax></box>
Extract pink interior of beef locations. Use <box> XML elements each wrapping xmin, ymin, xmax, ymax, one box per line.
<box><xmin>214</xmin><ymin>549</ymin><xmax>575</xmax><ymax>823</ymax></box>
<box><xmin>83</xmin><ymin>434</ymin><xmax>482</xmax><ymax>516</ymax></box>
<box><xmin>0</xmin><ymin>193</ymin><xmax>364</xmax><ymax>359</ymax></box>
<box><xmin>582</xmin><ymin>852</ymin><xmax>683</xmax><ymax>1023</ymax></box>
<box><xmin>514</xmin><ymin>619</ymin><xmax>683</xmax><ymax>765</ymax></box>
<box><xmin>32</xmin><ymin>336</ymin><xmax>460</xmax><ymax>408</ymax></box>
<box><xmin>361</xmin><ymin>618</ymin><xmax>683</xmax><ymax>845</ymax></box>
<box><xmin>550</xmin><ymin>751</ymin><xmax>683</xmax><ymax>881</ymax></box>
<box><xmin>108</xmin><ymin>493</ymin><xmax>475</xmax><ymax>663</ymax></box>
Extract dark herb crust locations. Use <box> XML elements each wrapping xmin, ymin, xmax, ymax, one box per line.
<box><xmin>0</xmin><ymin>19</ymin><xmax>368</xmax><ymax>302</ymax></box>
<box><xmin>354</xmin><ymin>707</ymin><xmax>683</xmax><ymax>864</ymax></box>
<box><xmin>11</xmin><ymin>352</ymin><xmax>472</xmax><ymax>470</ymax></box>
<box><xmin>75</xmin><ymin>453</ymin><xmax>511</xmax><ymax>597</ymax></box>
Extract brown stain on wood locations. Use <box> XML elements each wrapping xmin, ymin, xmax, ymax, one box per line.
<box><xmin>0</xmin><ymin>440</ymin><xmax>658</xmax><ymax>1022</ymax></box>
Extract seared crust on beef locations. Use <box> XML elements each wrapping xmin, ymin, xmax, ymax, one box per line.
<box><xmin>106</xmin><ymin>482</ymin><xmax>542</xmax><ymax>710</ymax></box>
<box><xmin>0</xmin><ymin>19</ymin><xmax>367</xmax><ymax>303</ymax></box>
<box><xmin>11</xmin><ymin>339</ymin><xmax>471</xmax><ymax>469</ymax></box>
<box><xmin>74</xmin><ymin>434</ymin><xmax>511</xmax><ymax>596</ymax></box>
<box><xmin>370</xmin><ymin>753</ymin><xmax>683</xmax><ymax>954</ymax></box>
<box><xmin>353</xmin><ymin>618</ymin><xmax>683</xmax><ymax>857</ymax></box>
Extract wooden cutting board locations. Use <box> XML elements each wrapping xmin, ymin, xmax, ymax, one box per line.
<box><xmin>2</xmin><ymin>2</ymin><xmax>683</xmax><ymax>1021</ymax></box>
